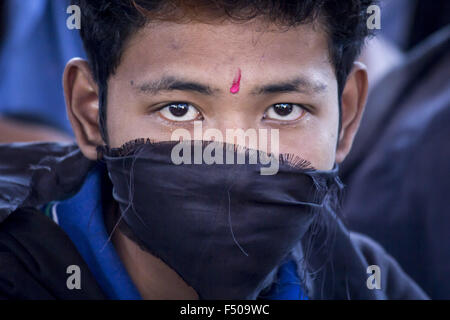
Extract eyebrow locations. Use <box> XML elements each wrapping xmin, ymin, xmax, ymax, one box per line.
<box><xmin>251</xmin><ymin>77</ymin><xmax>327</xmax><ymax>95</ymax></box>
<box><xmin>135</xmin><ymin>75</ymin><xmax>327</xmax><ymax>96</ymax></box>
<box><xmin>136</xmin><ymin>76</ymin><xmax>218</xmax><ymax>95</ymax></box>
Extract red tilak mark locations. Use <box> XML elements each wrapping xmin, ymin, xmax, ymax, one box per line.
<box><xmin>230</xmin><ymin>69</ymin><xmax>242</xmax><ymax>94</ymax></box>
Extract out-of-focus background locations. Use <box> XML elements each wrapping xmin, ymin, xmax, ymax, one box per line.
<box><xmin>339</xmin><ymin>0</ymin><xmax>450</xmax><ymax>300</ymax></box>
<box><xmin>0</xmin><ymin>0</ymin><xmax>449</xmax><ymax>299</ymax></box>
<box><xmin>0</xmin><ymin>0</ymin><xmax>84</xmax><ymax>142</ymax></box>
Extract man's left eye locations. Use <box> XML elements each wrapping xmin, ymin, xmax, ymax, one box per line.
<box><xmin>264</xmin><ymin>103</ymin><xmax>306</xmax><ymax>121</ymax></box>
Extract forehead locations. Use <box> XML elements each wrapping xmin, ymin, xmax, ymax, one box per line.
<box><xmin>115</xmin><ymin>20</ymin><xmax>335</xmax><ymax>86</ymax></box>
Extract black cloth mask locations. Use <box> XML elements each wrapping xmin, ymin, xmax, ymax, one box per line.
<box><xmin>99</xmin><ymin>139</ymin><xmax>342</xmax><ymax>300</ymax></box>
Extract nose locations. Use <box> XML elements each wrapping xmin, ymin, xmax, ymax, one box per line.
<box><xmin>202</xmin><ymin>113</ymin><xmax>260</xmax><ymax>148</ymax></box>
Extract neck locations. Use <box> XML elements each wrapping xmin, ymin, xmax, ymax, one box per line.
<box><xmin>105</xmin><ymin>201</ymin><xmax>199</xmax><ymax>300</ymax></box>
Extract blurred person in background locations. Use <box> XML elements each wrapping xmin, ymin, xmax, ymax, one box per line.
<box><xmin>341</xmin><ymin>0</ymin><xmax>450</xmax><ymax>299</ymax></box>
<box><xmin>0</xmin><ymin>0</ymin><xmax>84</xmax><ymax>142</ymax></box>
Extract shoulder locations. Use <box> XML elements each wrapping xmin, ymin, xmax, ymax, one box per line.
<box><xmin>0</xmin><ymin>207</ymin><xmax>106</xmax><ymax>299</ymax></box>
<box><xmin>349</xmin><ymin>232</ymin><xmax>429</xmax><ymax>300</ymax></box>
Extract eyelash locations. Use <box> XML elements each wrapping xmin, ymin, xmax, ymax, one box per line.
<box><xmin>156</xmin><ymin>102</ymin><xmax>309</xmax><ymax>123</ymax></box>
<box><xmin>263</xmin><ymin>103</ymin><xmax>308</xmax><ymax>122</ymax></box>
<box><xmin>157</xmin><ymin>102</ymin><xmax>203</xmax><ymax>122</ymax></box>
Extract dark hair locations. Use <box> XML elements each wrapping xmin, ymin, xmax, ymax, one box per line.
<box><xmin>73</xmin><ymin>0</ymin><xmax>377</xmax><ymax>142</ymax></box>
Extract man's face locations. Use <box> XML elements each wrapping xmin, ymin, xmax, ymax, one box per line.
<box><xmin>63</xmin><ymin>18</ymin><xmax>367</xmax><ymax>299</ymax></box>
<box><xmin>105</xmin><ymin>20</ymin><xmax>340</xmax><ymax>170</ymax></box>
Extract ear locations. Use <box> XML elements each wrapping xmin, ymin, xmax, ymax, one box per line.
<box><xmin>335</xmin><ymin>61</ymin><xmax>368</xmax><ymax>163</ymax></box>
<box><xmin>64</xmin><ymin>58</ymin><xmax>104</xmax><ymax>160</ymax></box>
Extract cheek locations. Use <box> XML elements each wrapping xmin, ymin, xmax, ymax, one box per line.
<box><xmin>279</xmin><ymin>134</ymin><xmax>336</xmax><ymax>170</ymax></box>
<box><xmin>278</xmin><ymin>116</ymin><xmax>339</xmax><ymax>171</ymax></box>
<box><xmin>107</xmin><ymin>110</ymin><xmax>178</xmax><ymax>148</ymax></box>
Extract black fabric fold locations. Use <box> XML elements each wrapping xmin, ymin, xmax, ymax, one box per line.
<box><xmin>0</xmin><ymin>207</ymin><xmax>106</xmax><ymax>299</ymax></box>
<box><xmin>0</xmin><ymin>142</ymin><xmax>95</xmax><ymax>223</ymax></box>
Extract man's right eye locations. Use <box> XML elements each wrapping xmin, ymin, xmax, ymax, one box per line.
<box><xmin>158</xmin><ymin>103</ymin><xmax>201</xmax><ymax>122</ymax></box>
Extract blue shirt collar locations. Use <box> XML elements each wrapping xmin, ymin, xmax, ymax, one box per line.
<box><xmin>56</xmin><ymin>165</ymin><xmax>141</xmax><ymax>299</ymax></box>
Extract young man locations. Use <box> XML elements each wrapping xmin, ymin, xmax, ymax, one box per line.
<box><xmin>0</xmin><ymin>0</ymin><xmax>427</xmax><ymax>299</ymax></box>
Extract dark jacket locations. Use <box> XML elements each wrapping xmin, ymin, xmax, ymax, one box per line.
<box><xmin>341</xmin><ymin>27</ymin><xmax>450</xmax><ymax>299</ymax></box>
